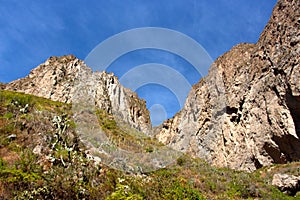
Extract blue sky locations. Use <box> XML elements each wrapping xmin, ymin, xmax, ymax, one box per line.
<box><xmin>0</xmin><ymin>0</ymin><xmax>277</xmax><ymax>125</ymax></box>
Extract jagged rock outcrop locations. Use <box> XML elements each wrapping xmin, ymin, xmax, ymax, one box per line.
<box><xmin>5</xmin><ymin>55</ymin><xmax>151</xmax><ymax>135</ymax></box>
<box><xmin>156</xmin><ymin>0</ymin><xmax>300</xmax><ymax>171</ymax></box>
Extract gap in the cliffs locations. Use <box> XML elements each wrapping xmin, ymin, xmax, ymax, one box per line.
<box><xmin>105</xmin><ymin>49</ymin><xmax>203</xmax><ymax>126</ymax></box>
<box><xmin>136</xmin><ymin>84</ymin><xmax>180</xmax><ymax>126</ymax></box>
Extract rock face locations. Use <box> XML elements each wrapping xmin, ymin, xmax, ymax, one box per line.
<box><xmin>5</xmin><ymin>55</ymin><xmax>151</xmax><ymax>135</ymax></box>
<box><xmin>156</xmin><ymin>0</ymin><xmax>300</xmax><ymax>171</ymax></box>
<box><xmin>272</xmin><ymin>173</ymin><xmax>300</xmax><ymax>196</ymax></box>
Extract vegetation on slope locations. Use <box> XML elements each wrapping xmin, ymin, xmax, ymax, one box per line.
<box><xmin>96</xmin><ymin>109</ymin><xmax>164</xmax><ymax>153</ymax></box>
<box><xmin>0</xmin><ymin>90</ymin><xmax>299</xmax><ymax>199</ymax></box>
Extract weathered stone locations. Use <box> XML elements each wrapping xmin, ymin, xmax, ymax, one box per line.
<box><xmin>272</xmin><ymin>173</ymin><xmax>300</xmax><ymax>196</ymax></box>
<box><xmin>7</xmin><ymin>134</ymin><xmax>16</xmax><ymax>140</ymax></box>
<box><xmin>156</xmin><ymin>0</ymin><xmax>300</xmax><ymax>171</ymax></box>
<box><xmin>5</xmin><ymin>55</ymin><xmax>151</xmax><ymax>135</ymax></box>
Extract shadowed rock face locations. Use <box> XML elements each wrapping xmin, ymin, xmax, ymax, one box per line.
<box><xmin>156</xmin><ymin>0</ymin><xmax>300</xmax><ymax>171</ymax></box>
<box><xmin>5</xmin><ymin>55</ymin><xmax>151</xmax><ymax>135</ymax></box>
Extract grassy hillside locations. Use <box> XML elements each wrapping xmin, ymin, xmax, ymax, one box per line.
<box><xmin>0</xmin><ymin>90</ymin><xmax>298</xmax><ymax>199</ymax></box>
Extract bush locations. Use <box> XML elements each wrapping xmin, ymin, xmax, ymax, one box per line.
<box><xmin>106</xmin><ymin>182</ymin><xmax>144</xmax><ymax>200</ymax></box>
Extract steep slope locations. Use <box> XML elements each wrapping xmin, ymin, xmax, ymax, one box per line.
<box><xmin>156</xmin><ymin>0</ymin><xmax>300</xmax><ymax>171</ymax></box>
<box><xmin>1</xmin><ymin>90</ymin><xmax>297</xmax><ymax>199</ymax></box>
<box><xmin>5</xmin><ymin>55</ymin><xmax>151</xmax><ymax>135</ymax></box>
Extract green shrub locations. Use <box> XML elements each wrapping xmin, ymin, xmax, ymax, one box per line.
<box><xmin>176</xmin><ymin>156</ymin><xmax>186</xmax><ymax>166</ymax></box>
<box><xmin>0</xmin><ymin>168</ymin><xmax>40</xmax><ymax>183</ymax></box>
<box><xmin>106</xmin><ymin>182</ymin><xmax>144</xmax><ymax>200</ymax></box>
<box><xmin>145</xmin><ymin>146</ymin><xmax>154</xmax><ymax>153</ymax></box>
<box><xmin>2</xmin><ymin>112</ymin><xmax>14</xmax><ymax>119</ymax></box>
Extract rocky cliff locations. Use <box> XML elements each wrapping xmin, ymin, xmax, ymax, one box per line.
<box><xmin>4</xmin><ymin>0</ymin><xmax>299</xmax><ymax>173</ymax></box>
<box><xmin>156</xmin><ymin>0</ymin><xmax>300</xmax><ymax>171</ymax></box>
<box><xmin>5</xmin><ymin>55</ymin><xmax>151</xmax><ymax>135</ymax></box>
